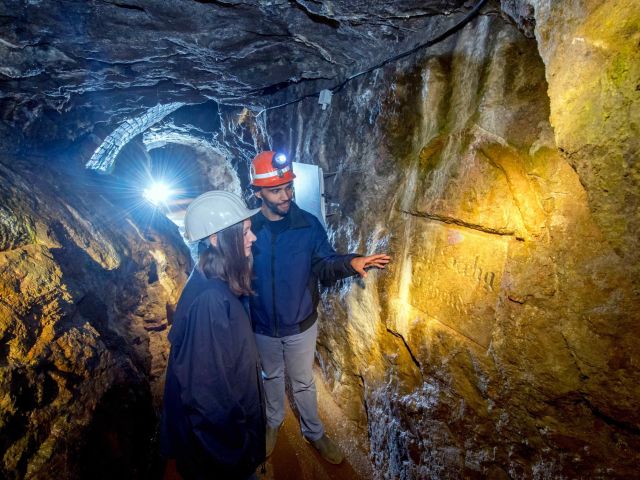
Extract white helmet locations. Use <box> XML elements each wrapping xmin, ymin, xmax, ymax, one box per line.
<box><xmin>184</xmin><ymin>190</ymin><xmax>260</xmax><ymax>242</ymax></box>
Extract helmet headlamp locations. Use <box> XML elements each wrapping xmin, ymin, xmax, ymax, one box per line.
<box><xmin>272</xmin><ymin>152</ymin><xmax>289</xmax><ymax>168</ymax></box>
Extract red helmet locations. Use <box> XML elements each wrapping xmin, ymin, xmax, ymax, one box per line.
<box><xmin>250</xmin><ymin>151</ymin><xmax>296</xmax><ymax>187</ymax></box>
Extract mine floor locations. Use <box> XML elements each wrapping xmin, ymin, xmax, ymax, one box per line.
<box><xmin>259</xmin><ymin>367</ymin><xmax>373</xmax><ymax>480</ymax></box>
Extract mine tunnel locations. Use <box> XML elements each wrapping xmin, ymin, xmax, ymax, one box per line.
<box><xmin>1</xmin><ymin>0</ymin><xmax>639</xmax><ymax>479</ymax></box>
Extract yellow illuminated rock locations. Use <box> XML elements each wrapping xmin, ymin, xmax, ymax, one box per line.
<box><xmin>275</xmin><ymin>3</ymin><xmax>640</xmax><ymax>477</ymax></box>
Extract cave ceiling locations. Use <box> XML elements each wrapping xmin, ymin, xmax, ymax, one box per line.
<box><xmin>0</xmin><ymin>0</ymin><xmax>481</xmax><ymax>131</ymax></box>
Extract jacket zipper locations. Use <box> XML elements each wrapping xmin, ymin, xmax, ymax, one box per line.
<box><xmin>271</xmin><ymin>231</ymin><xmax>278</xmax><ymax>337</ymax></box>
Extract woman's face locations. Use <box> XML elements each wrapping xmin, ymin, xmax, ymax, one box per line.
<box><xmin>243</xmin><ymin>219</ymin><xmax>257</xmax><ymax>257</ymax></box>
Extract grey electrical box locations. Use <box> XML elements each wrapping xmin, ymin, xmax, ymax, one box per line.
<box><xmin>292</xmin><ymin>161</ymin><xmax>326</xmax><ymax>228</ymax></box>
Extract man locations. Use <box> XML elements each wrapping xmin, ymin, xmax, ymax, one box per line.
<box><xmin>248</xmin><ymin>151</ymin><xmax>390</xmax><ymax>464</ymax></box>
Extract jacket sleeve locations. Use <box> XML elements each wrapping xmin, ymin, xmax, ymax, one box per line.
<box><xmin>170</xmin><ymin>290</ymin><xmax>251</xmax><ymax>467</ymax></box>
<box><xmin>308</xmin><ymin>215</ymin><xmax>361</xmax><ymax>286</ymax></box>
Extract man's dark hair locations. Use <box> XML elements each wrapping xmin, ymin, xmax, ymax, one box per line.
<box><xmin>247</xmin><ymin>186</ymin><xmax>262</xmax><ymax>209</ymax></box>
<box><xmin>198</xmin><ymin>221</ymin><xmax>254</xmax><ymax>296</ymax></box>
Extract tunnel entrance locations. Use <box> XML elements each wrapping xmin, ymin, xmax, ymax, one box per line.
<box><xmin>89</xmin><ymin>101</ymin><xmax>243</xmax><ymax>238</ymax></box>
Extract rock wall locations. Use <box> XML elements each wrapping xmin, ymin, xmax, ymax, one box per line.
<box><xmin>264</xmin><ymin>4</ymin><xmax>640</xmax><ymax>478</ymax></box>
<box><xmin>530</xmin><ymin>0</ymin><xmax>640</xmax><ymax>281</ymax></box>
<box><xmin>0</xmin><ymin>157</ymin><xmax>190</xmax><ymax>479</ymax></box>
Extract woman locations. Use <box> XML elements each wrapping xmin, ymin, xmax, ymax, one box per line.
<box><xmin>160</xmin><ymin>190</ymin><xmax>265</xmax><ymax>480</ymax></box>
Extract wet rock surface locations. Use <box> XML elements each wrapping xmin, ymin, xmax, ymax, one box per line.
<box><xmin>265</xmin><ymin>3</ymin><xmax>640</xmax><ymax>478</ymax></box>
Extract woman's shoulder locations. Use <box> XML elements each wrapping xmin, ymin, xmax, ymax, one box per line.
<box><xmin>177</xmin><ymin>272</ymin><xmax>234</xmax><ymax>314</ymax></box>
<box><xmin>196</xmin><ymin>277</ymin><xmax>236</xmax><ymax>306</ymax></box>
<box><xmin>170</xmin><ymin>272</ymin><xmax>247</xmax><ymax>345</ymax></box>
<box><xmin>185</xmin><ymin>269</ymin><xmax>231</xmax><ymax>296</ymax></box>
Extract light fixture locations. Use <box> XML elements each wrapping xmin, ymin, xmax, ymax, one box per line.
<box><xmin>143</xmin><ymin>181</ymin><xmax>172</xmax><ymax>206</ymax></box>
<box><xmin>318</xmin><ymin>89</ymin><xmax>332</xmax><ymax>110</ymax></box>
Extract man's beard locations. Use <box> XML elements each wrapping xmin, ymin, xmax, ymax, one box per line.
<box><xmin>264</xmin><ymin>197</ymin><xmax>291</xmax><ymax>217</ymax></box>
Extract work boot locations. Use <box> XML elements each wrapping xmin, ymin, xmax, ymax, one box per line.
<box><xmin>304</xmin><ymin>433</ymin><xmax>344</xmax><ymax>464</ymax></box>
<box><xmin>266</xmin><ymin>424</ymin><xmax>282</xmax><ymax>457</ymax></box>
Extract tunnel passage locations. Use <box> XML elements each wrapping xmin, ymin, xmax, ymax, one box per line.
<box><xmin>1</xmin><ymin>0</ymin><xmax>639</xmax><ymax>479</ymax></box>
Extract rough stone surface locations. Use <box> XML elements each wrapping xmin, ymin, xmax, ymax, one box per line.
<box><xmin>529</xmin><ymin>0</ymin><xmax>640</xmax><ymax>289</ymax></box>
<box><xmin>264</xmin><ymin>5</ymin><xmax>640</xmax><ymax>478</ymax></box>
<box><xmin>0</xmin><ymin>158</ymin><xmax>190</xmax><ymax>479</ymax></box>
<box><xmin>0</xmin><ymin>0</ymin><xmax>468</xmax><ymax>151</ymax></box>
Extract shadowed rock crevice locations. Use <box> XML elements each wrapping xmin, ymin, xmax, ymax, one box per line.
<box><xmin>400</xmin><ymin>208</ymin><xmax>519</xmax><ymax>237</ymax></box>
<box><xmin>384</xmin><ymin>328</ymin><xmax>423</xmax><ymax>373</ymax></box>
<box><xmin>290</xmin><ymin>1</ymin><xmax>341</xmax><ymax>29</ymax></box>
<box><xmin>78</xmin><ymin>383</ymin><xmax>157</xmax><ymax>480</ymax></box>
<box><xmin>112</xmin><ymin>2</ymin><xmax>147</xmax><ymax>13</ymax></box>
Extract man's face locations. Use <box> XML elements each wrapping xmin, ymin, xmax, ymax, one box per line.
<box><xmin>256</xmin><ymin>182</ymin><xmax>294</xmax><ymax>219</ymax></box>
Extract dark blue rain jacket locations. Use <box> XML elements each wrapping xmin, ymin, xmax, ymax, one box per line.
<box><xmin>160</xmin><ymin>268</ymin><xmax>265</xmax><ymax>480</ymax></box>
<box><xmin>250</xmin><ymin>202</ymin><xmax>359</xmax><ymax>337</ymax></box>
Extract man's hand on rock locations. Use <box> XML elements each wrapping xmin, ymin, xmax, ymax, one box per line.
<box><xmin>351</xmin><ymin>254</ymin><xmax>391</xmax><ymax>278</ymax></box>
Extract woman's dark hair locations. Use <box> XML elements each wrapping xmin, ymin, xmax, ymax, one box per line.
<box><xmin>198</xmin><ymin>221</ymin><xmax>254</xmax><ymax>296</ymax></box>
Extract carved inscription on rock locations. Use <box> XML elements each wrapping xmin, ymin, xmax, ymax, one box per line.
<box><xmin>409</xmin><ymin>221</ymin><xmax>509</xmax><ymax>347</ymax></box>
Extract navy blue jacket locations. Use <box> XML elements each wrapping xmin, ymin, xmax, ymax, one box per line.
<box><xmin>160</xmin><ymin>269</ymin><xmax>266</xmax><ymax>479</ymax></box>
<box><xmin>250</xmin><ymin>202</ymin><xmax>358</xmax><ymax>337</ymax></box>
